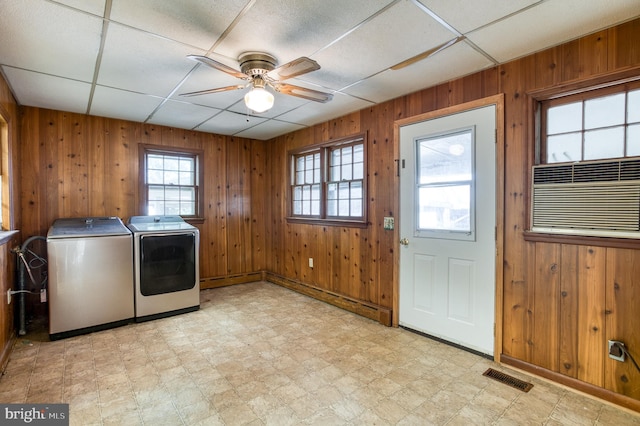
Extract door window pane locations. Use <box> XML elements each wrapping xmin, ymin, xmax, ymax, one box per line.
<box><xmin>416</xmin><ymin>129</ymin><xmax>474</xmax><ymax>236</ymax></box>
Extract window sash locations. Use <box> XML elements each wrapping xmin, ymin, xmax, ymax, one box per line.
<box><xmin>541</xmin><ymin>82</ymin><xmax>640</xmax><ymax>164</ymax></box>
<box><xmin>289</xmin><ymin>135</ymin><xmax>366</xmax><ymax>224</ymax></box>
<box><xmin>140</xmin><ymin>145</ymin><xmax>203</xmax><ymax>219</ymax></box>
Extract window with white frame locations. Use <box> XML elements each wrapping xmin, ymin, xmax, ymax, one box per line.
<box><xmin>289</xmin><ymin>134</ymin><xmax>367</xmax><ymax>225</ymax></box>
<box><xmin>542</xmin><ymin>82</ymin><xmax>640</xmax><ymax>164</ymax></box>
<box><xmin>140</xmin><ymin>145</ymin><xmax>203</xmax><ymax>219</ymax></box>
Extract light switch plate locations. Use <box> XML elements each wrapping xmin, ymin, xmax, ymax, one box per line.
<box><xmin>383</xmin><ymin>217</ymin><xmax>394</xmax><ymax>230</ymax></box>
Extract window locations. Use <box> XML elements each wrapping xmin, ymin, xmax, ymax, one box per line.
<box><xmin>416</xmin><ymin>128</ymin><xmax>475</xmax><ymax>240</ymax></box>
<box><xmin>542</xmin><ymin>82</ymin><xmax>640</xmax><ymax>164</ymax></box>
<box><xmin>139</xmin><ymin>145</ymin><xmax>203</xmax><ymax>220</ymax></box>
<box><xmin>289</xmin><ymin>134</ymin><xmax>366</xmax><ymax>225</ymax></box>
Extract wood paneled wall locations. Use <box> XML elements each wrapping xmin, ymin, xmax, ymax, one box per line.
<box><xmin>19</xmin><ymin>110</ymin><xmax>267</xmax><ymax>280</ymax></box>
<box><xmin>9</xmin><ymin>17</ymin><xmax>640</xmax><ymax>411</ymax></box>
<box><xmin>0</xmin><ymin>70</ymin><xmax>21</xmax><ymax>371</ymax></box>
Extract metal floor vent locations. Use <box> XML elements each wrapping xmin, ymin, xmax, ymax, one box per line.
<box><xmin>482</xmin><ymin>368</ymin><xmax>533</xmax><ymax>392</ymax></box>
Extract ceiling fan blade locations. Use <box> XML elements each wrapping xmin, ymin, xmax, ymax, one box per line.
<box><xmin>180</xmin><ymin>84</ymin><xmax>246</xmax><ymax>97</ymax></box>
<box><xmin>272</xmin><ymin>83</ymin><xmax>333</xmax><ymax>103</ymax></box>
<box><xmin>187</xmin><ymin>54</ymin><xmax>248</xmax><ymax>80</ymax></box>
<box><xmin>267</xmin><ymin>57</ymin><xmax>320</xmax><ymax>81</ymax></box>
<box><xmin>390</xmin><ymin>36</ymin><xmax>466</xmax><ymax>70</ymax></box>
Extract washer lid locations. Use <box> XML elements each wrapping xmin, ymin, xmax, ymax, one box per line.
<box><xmin>47</xmin><ymin>217</ymin><xmax>131</xmax><ymax>238</ymax></box>
<box><xmin>127</xmin><ymin>221</ymin><xmax>195</xmax><ymax>233</ymax></box>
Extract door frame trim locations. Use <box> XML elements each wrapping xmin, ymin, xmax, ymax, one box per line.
<box><xmin>393</xmin><ymin>94</ymin><xmax>505</xmax><ymax>361</ymax></box>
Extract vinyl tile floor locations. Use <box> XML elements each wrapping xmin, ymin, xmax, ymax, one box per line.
<box><xmin>1</xmin><ymin>281</ymin><xmax>639</xmax><ymax>425</ymax></box>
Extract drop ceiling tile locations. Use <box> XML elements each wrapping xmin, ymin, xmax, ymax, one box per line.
<box><xmin>277</xmin><ymin>92</ymin><xmax>373</xmax><ymax>127</ymax></box>
<box><xmin>109</xmin><ymin>0</ymin><xmax>248</xmax><ymax>50</ymax></box>
<box><xmin>2</xmin><ymin>67</ymin><xmax>90</xmax><ymax>113</ymax></box>
<box><xmin>147</xmin><ymin>99</ymin><xmax>222</xmax><ymax>130</ymax></box>
<box><xmin>344</xmin><ymin>42</ymin><xmax>494</xmax><ymax>103</ymax></box>
<box><xmin>213</xmin><ymin>0</ymin><xmax>394</xmax><ymax>65</ymax></box>
<box><xmin>416</xmin><ymin>0</ymin><xmax>541</xmax><ymax>34</ymax></box>
<box><xmin>195</xmin><ymin>110</ymin><xmax>268</xmax><ymax>136</ymax></box>
<box><xmin>54</xmin><ymin>0</ymin><xmax>106</xmax><ymax>16</ymax></box>
<box><xmin>0</xmin><ymin>0</ymin><xmax>102</xmax><ymax>81</ymax></box>
<box><xmin>235</xmin><ymin>119</ymin><xmax>306</xmax><ymax>141</ymax></box>
<box><xmin>98</xmin><ymin>23</ymin><xmax>203</xmax><ymax>97</ymax></box>
<box><xmin>90</xmin><ymin>86</ymin><xmax>164</xmax><ymax>122</ymax></box>
<box><xmin>307</xmin><ymin>0</ymin><xmax>457</xmax><ymax>90</ymax></box>
<box><xmin>467</xmin><ymin>0</ymin><xmax>640</xmax><ymax>63</ymax></box>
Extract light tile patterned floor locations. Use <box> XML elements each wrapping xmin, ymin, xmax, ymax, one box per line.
<box><xmin>1</xmin><ymin>282</ymin><xmax>639</xmax><ymax>425</ymax></box>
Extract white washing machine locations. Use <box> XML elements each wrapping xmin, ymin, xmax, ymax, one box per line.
<box><xmin>127</xmin><ymin>216</ymin><xmax>200</xmax><ymax>322</ymax></box>
<box><xmin>47</xmin><ymin>217</ymin><xmax>134</xmax><ymax>340</ymax></box>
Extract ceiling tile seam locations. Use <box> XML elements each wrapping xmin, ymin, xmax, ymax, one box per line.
<box><xmin>309</xmin><ymin>0</ymin><xmax>403</xmax><ymax>58</ymax></box>
<box><xmin>86</xmin><ymin>0</ymin><xmax>112</xmax><ymax>116</ymax></box>
<box><xmin>205</xmin><ymin>0</ymin><xmax>258</xmax><ymax>55</ymax></box>
<box><xmin>408</xmin><ymin>0</ymin><xmax>498</xmax><ymax>65</ymax></box>
<box><xmin>144</xmin><ymin>0</ymin><xmax>259</xmax><ymax>126</ymax></box>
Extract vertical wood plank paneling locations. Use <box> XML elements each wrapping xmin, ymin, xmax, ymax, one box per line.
<box><xmin>498</xmin><ymin>55</ymin><xmax>536</xmax><ymax>361</ymax></box>
<box><xmin>605</xmin><ymin>248</ymin><xmax>640</xmax><ymax>400</ymax></box>
<box><xmin>250</xmin><ymin>139</ymin><xmax>267</xmax><ymax>272</ymax></box>
<box><xmin>531</xmin><ymin>242</ymin><xmax>561</xmax><ymax>371</ymax></box>
<box><xmin>559</xmin><ymin>245</ymin><xmax>579</xmax><ymax>378</ymax></box>
<box><xmin>575</xmin><ymin>245</ymin><xmax>606</xmax><ymax>387</ymax></box>
<box><xmin>607</xmin><ymin>19</ymin><xmax>640</xmax><ymax>70</ymax></box>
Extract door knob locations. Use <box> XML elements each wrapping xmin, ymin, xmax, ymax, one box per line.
<box><xmin>400</xmin><ymin>237</ymin><xmax>409</xmax><ymax>246</ymax></box>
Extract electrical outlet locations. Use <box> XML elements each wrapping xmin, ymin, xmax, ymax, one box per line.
<box><xmin>608</xmin><ymin>340</ymin><xmax>626</xmax><ymax>362</ymax></box>
<box><xmin>6</xmin><ymin>289</ymin><xmax>10</xmax><ymax>305</ymax></box>
<box><xmin>308</xmin><ymin>258</ymin><xmax>314</xmax><ymax>268</ymax></box>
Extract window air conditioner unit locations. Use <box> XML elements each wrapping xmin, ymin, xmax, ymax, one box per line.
<box><xmin>531</xmin><ymin>158</ymin><xmax>640</xmax><ymax>238</ymax></box>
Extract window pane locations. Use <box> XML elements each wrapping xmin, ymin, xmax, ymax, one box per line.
<box><xmin>147</xmin><ymin>154</ymin><xmax>164</xmax><ymax>169</ymax></box>
<box><xmin>305</xmin><ymin>168</ymin><xmax>314</xmax><ymax>184</ymax></box>
<box><xmin>330</xmin><ymin>165</ymin><xmax>340</xmax><ymax>181</ymax></box>
<box><xmin>547</xmin><ymin>102</ymin><xmax>582</xmax><ymax>134</ymax></box>
<box><xmin>179</xmin><ymin>158</ymin><xmax>193</xmax><ymax>171</ymax></box>
<box><xmin>629</xmin><ymin>89</ymin><xmax>640</xmax><ymax>123</ymax></box>
<box><xmin>311</xmin><ymin>199</ymin><xmax>320</xmax><ymax>215</ymax></box>
<box><xmin>353</xmin><ymin>162</ymin><xmax>364</xmax><ymax>180</ymax></box>
<box><xmin>546</xmin><ymin>133</ymin><xmax>582</xmax><ymax>163</ymax></box>
<box><xmin>418</xmin><ymin>185</ymin><xmax>470</xmax><ymax>231</ymax></box>
<box><xmin>148</xmin><ymin>169</ymin><xmax>163</xmax><ymax>184</ymax></box>
<box><xmin>164</xmin><ymin>170</ymin><xmax>179</xmax><ymax>185</ymax></box>
<box><xmin>164</xmin><ymin>157</ymin><xmax>179</xmax><ymax>171</ymax></box>
<box><xmin>331</xmin><ymin>149</ymin><xmax>341</xmax><ymax>166</ymax></box>
<box><xmin>165</xmin><ymin>187</ymin><xmax>180</xmax><ymax>200</ymax></box>
<box><xmin>338</xmin><ymin>182</ymin><xmax>349</xmax><ymax>200</ymax></box>
<box><xmin>179</xmin><ymin>171</ymin><xmax>194</xmax><ymax>185</ymax></box>
<box><xmin>327</xmin><ymin>183</ymin><xmax>337</xmax><ymax>200</ymax></box>
<box><xmin>148</xmin><ymin>185</ymin><xmax>164</xmax><ymax>200</ymax></box>
<box><xmin>584</xmin><ymin>127</ymin><xmax>625</xmax><ymax>160</ymax></box>
<box><xmin>585</xmin><ymin>93</ymin><xmax>625</xmax><ymax>129</ymax></box>
<box><xmin>293</xmin><ymin>186</ymin><xmax>302</xmax><ymax>201</ymax></box>
<box><xmin>148</xmin><ymin>200</ymin><xmax>164</xmax><ymax>215</ymax></box>
<box><xmin>165</xmin><ymin>201</ymin><xmax>179</xmax><ymax>215</ymax></box>
<box><xmin>342</xmin><ymin>146</ymin><xmax>352</xmax><ymax>165</ymax></box>
<box><xmin>351</xmin><ymin>181</ymin><xmax>363</xmax><ymax>200</ymax></box>
<box><xmin>628</xmin><ymin>124</ymin><xmax>640</xmax><ymax>156</ymax></box>
<box><xmin>293</xmin><ymin>200</ymin><xmax>302</xmax><ymax>215</ymax></box>
<box><xmin>180</xmin><ymin>203</ymin><xmax>194</xmax><ymax>215</ymax></box>
<box><xmin>327</xmin><ymin>199</ymin><xmax>337</xmax><ymax>216</ymax></box>
<box><xmin>353</xmin><ymin>144</ymin><xmax>364</xmax><ymax>162</ymax></box>
<box><xmin>341</xmin><ymin>163</ymin><xmax>352</xmax><ymax>180</ymax></box>
<box><xmin>338</xmin><ymin>199</ymin><xmax>349</xmax><ymax>216</ymax></box>
<box><xmin>350</xmin><ymin>199</ymin><xmax>362</xmax><ymax>217</ymax></box>
<box><xmin>296</xmin><ymin>170</ymin><xmax>304</xmax><ymax>185</ymax></box>
<box><xmin>418</xmin><ymin>131</ymin><xmax>472</xmax><ymax>184</ymax></box>
<box><xmin>180</xmin><ymin>187</ymin><xmax>195</xmax><ymax>202</ymax></box>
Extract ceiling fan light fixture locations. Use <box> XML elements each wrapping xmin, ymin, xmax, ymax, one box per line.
<box><xmin>244</xmin><ymin>77</ymin><xmax>274</xmax><ymax>113</ymax></box>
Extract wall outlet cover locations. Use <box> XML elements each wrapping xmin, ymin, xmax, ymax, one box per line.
<box><xmin>383</xmin><ymin>217</ymin><xmax>394</xmax><ymax>230</ymax></box>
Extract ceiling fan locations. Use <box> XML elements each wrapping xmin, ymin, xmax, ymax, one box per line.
<box><xmin>181</xmin><ymin>52</ymin><xmax>333</xmax><ymax>113</ymax></box>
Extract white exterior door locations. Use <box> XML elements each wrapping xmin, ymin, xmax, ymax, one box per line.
<box><xmin>399</xmin><ymin>105</ymin><xmax>496</xmax><ymax>355</ymax></box>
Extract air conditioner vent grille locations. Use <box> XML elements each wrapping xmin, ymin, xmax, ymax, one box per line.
<box><xmin>531</xmin><ymin>159</ymin><xmax>640</xmax><ymax>238</ymax></box>
<box><xmin>533</xmin><ymin>158</ymin><xmax>640</xmax><ymax>184</ymax></box>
